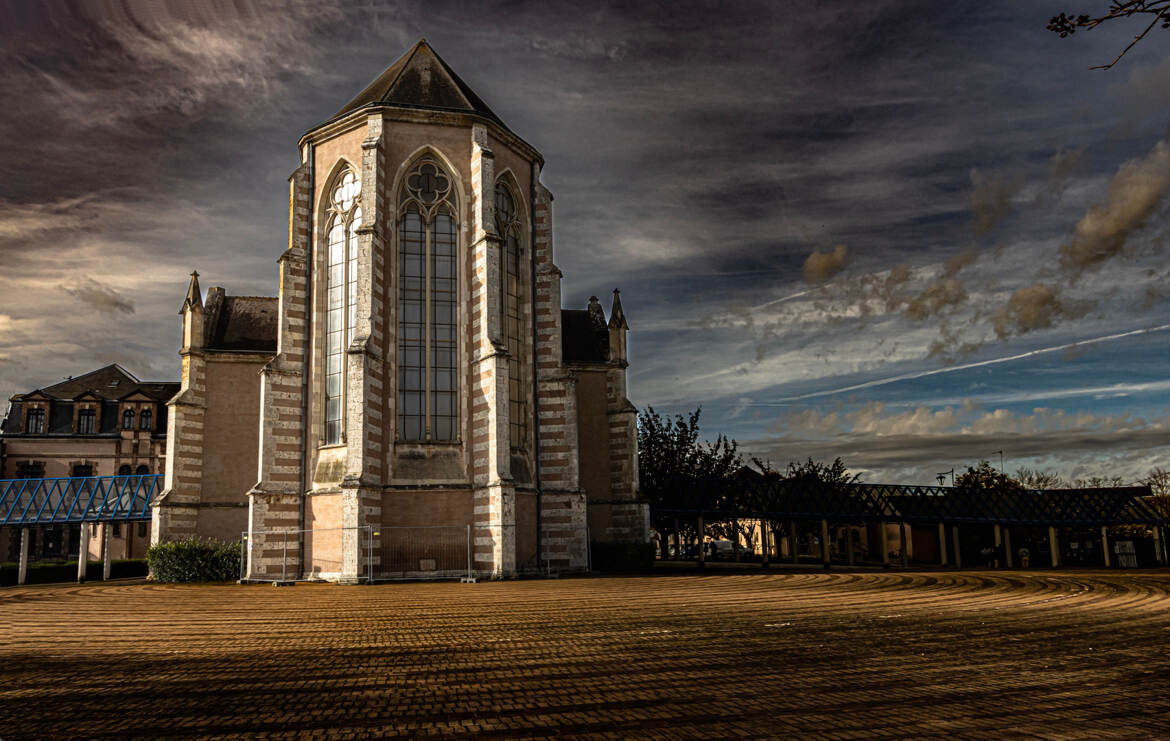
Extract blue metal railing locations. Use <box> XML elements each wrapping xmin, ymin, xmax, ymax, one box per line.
<box><xmin>0</xmin><ymin>474</ymin><xmax>162</xmax><ymax>525</ymax></box>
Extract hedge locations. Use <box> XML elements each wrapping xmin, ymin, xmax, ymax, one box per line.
<box><xmin>147</xmin><ymin>537</ymin><xmax>241</xmax><ymax>582</ymax></box>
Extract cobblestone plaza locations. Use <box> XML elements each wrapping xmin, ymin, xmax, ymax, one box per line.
<box><xmin>2</xmin><ymin>571</ymin><xmax>1169</xmax><ymax>738</ymax></box>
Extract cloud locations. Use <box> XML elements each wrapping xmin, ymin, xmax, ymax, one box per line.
<box><xmin>905</xmin><ymin>277</ymin><xmax>966</xmax><ymax>320</ymax></box>
<box><xmin>970</xmin><ymin>168</ymin><xmax>1018</xmax><ymax>235</ymax></box>
<box><xmin>59</xmin><ymin>278</ymin><xmax>135</xmax><ymax>315</ymax></box>
<box><xmin>1060</xmin><ymin>139</ymin><xmax>1170</xmax><ymax>274</ymax></box>
<box><xmin>754</xmin><ymin>402</ymin><xmax>1170</xmax><ymax>485</ymax></box>
<box><xmin>992</xmin><ymin>282</ymin><xmax>1062</xmax><ymax>339</ymax></box>
<box><xmin>802</xmin><ymin>244</ymin><xmax>848</xmax><ymax>283</ymax></box>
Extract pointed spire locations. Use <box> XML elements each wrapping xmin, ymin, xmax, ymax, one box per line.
<box><xmin>181</xmin><ymin>270</ymin><xmax>202</xmax><ymax>313</ymax></box>
<box><xmin>608</xmin><ymin>289</ymin><xmax>628</xmax><ymax>330</ymax></box>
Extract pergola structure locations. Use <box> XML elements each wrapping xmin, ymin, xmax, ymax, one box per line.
<box><xmin>0</xmin><ymin>474</ymin><xmax>162</xmax><ymax>584</ymax></box>
<box><xmin>652</xmin><ymin>477</ymin><xmax>1168</xmax><ymax>568</ymax></box>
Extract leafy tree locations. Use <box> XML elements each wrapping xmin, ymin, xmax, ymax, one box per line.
<box><xmin>784</xmin><ymin>456</ymin><xmax>863</xmax><ymax>485</ymax></box>
<box><xmin>1015</xmin><ymin>467</ymin><xmax>1067</xmax><ymax>490</ymax></box>
<box><xmin>956</xmin><ymin>460</ymin><xmax>1024</xmax><ymax>490</ymax></box>
<box><xmin>637</xmin><ymin>406</ymin><xmax>741</xmax><ymax>556</ymax></box>
<box><xmin>1048</xmin><ymin>1</ymin><xmax>1170</xmax><ymax>69</ymax></box>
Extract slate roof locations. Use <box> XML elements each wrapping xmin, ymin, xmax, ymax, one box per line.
<box><xmin>332</xmin><ymin>39</ymin><xmax>512</xmax><ymax>133</ymax></box>
<box><xmin>561</xmin><ymin>309</ymin><xmax>610</xmax><ymax>364</ymax></box>
<box><xmin>207</xmin><ymin>296</ymin><xmax>278</xmax><ymax>353</ymax></box>
<box><xmin>13</xmin><ymin>365</ymin><xmax>177</xmax><ymax>402</ymax></box>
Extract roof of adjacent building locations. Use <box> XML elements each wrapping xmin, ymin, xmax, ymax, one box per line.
<box><xmin>11</xmin><ymin>364</ymin><xmax>178</xmax><ymax>402</ymax></box>
<box><xmin>331</xmin><ymin>39</ymin><xmax>511</xmax><ymax>132</ymax></box>
<box><xmin>207</xmin><ymin>296</ymin><xmax>278</xmax><ymax>353</ymax></box>
<box><xmin>561</xmin><ymin>309</ymin><xmax>611</xmax><ymax>364</ymax></box>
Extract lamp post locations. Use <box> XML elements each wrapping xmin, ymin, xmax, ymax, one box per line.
<box><xmin>936</xmin><ymin>468</ymin><xmax>955</xmax><ymax>487</ymax></box>
<box><xmin>993</xmin><ymin>450</ymin><xmax>1004</xmax><ymax>478</ymax></box>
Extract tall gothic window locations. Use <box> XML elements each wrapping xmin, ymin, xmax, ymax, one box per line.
<box><xmin>324</xmin><ymin>168</ymin><xmax>362</xmax><ymax>445</ymax></box>
<box><xmin>398</xmin><ymin>157</ymin><xmax>457</xmax><ymax>442</ymax></box>
<box><xmin>495</xmin><ymin>182</ymin><xmax>526</xmax><ymax>450</ymax></box>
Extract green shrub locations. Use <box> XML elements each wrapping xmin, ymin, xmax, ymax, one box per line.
<box><xmin>147</xmin><ymin>537</ymin><xmax>241</xmax><ymax>582</ymax></box>
<box><xmin>590</xmin><ymin>540</ymin><xmax>655</xmax><ymax>573</ymax></box>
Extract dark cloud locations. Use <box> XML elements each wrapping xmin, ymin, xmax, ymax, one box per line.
<box><xmin>1059</xmin><ymin>139</ymin><xmax>1170</xmax><ymax>274</ymax></box>
<box><xmin>60</xmin><ymin>278</ymin><xmax>135</xmax><ymax>315</ymax></box>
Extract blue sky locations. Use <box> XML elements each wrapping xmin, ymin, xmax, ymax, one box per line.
<box><xmin>1</xmin><ymin>0</ymin><xmax>1168</xmax><ymax>484</ymax></box>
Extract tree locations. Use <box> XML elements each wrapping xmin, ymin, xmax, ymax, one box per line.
<box><xmin>784</xmin><ymin>457</ymin><xmax>863</xmax><ymax>485</ymax></box>
<box><xmin>1015</xmin><ymin>467</ymin><xmax>1067</xmax><ymax>490</ymax></box>
<box><xmin>1140</xmin><ymin>466</ymin><xmax>1170</xmax><ymax>520</ymax></box>
<box><xmin>1048</xmin><ymin>1</ymin><xmax>1170</xmax><ymax>69</ymax></box>
<box><xmin>956</xmin><ymin>460</ymin><xmax>1024</xmax><ymax>490</ymax></box>
<box><xmin>637</xmin><ymin>407</ymin><xmax>741</xmax><ymax>556</ymax></box>
<box><xmin>1073</xmin><ymin>474</ymin><xmax>1125</xmax><ymax>488</ymax></box>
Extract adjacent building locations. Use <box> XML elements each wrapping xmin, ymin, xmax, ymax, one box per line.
<box><xmin>0</xmin><ymin>364</ymin><xmax>178</xmax><ymax>562</ymax></box>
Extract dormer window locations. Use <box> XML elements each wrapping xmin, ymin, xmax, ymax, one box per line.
<box><xmin>77</xmin><ymin>409</ymin><xmax>96</xmax><ymax>434</ymax></box>
<box><xmin>122</xmin><ymin>409</ymin><xmax>135</xmax><ymax>430</ymax></box>
<box><xmin>140</xmin><ymin>409</ymin><xmax>152</xmax><ymax>431</ymax></box>
<box><xmin>26</xmin><ymin>408</ymin><xmax>45</xmax><ymax>434</ymax></box>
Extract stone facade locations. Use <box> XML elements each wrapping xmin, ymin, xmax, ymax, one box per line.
<box><xmin>155</xmin><ymin>39</ymin><xmax>646</xmax><ymax>580</ymax></box>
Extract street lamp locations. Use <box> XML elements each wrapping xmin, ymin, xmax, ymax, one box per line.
<box><xmin>936</xmin><ymin>468</ymin><xmax>954</xmax><ymax>487</ymax></box>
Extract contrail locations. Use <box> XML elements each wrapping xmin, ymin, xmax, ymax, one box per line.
<box><xmin>767</xmin><ymin>323</ymin><xmax>1170</xmax><ymax>403</ymax></box>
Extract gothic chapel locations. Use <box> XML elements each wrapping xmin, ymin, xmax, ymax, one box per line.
<box><xmin>154</xmin><ymin>40</ymin><xmax>647</xmax><ymax>580</ymax></box>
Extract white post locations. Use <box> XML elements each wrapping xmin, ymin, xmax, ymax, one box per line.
<box><xmin>937</xmin><ymin>523</ymin><xmax>947</xmax><ymax>566</ymax></box>
<box><xmin>18</xmin><ymin>527</ymin><xmax>30</xmax><ymax>586</ymax></box>
<box><xmin>101</xmin><ymin>524</ymin><xmax>111</xmax><ymax>581</ymax></box>
<box><xmin>1004</xmin><ymin>528</ymin><xmax>1014</xmax><ymax>568</ymax></box>
<box><xmin>1153</xmin><ymin>526</ymin><xmax>1164</xmax><ymax>566</ymax></box>
<box><xmin>1048</xmin><ymin>526</ymin><xmax>1060</xmax><ymax>568</ymax></box>
<box><xmin>77</xmin><ymin>523</ymin><xmax>90</xmax><ymax>583</ymax></box>
<box><xmin>1101</xmin><ymin>525</ymin><xmax>1111</xmax><ymax>568</ymax></box>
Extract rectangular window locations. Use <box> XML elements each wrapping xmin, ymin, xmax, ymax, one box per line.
<box><xmin>138</xmin><ymin>522</ymin><xmax>147</xmax><ymax>538</ymax></box>
<box><xmin>17</xmin><ymin>461</ymin><xmax>44</xmax><ymax>479</ymax></box>
<box><xmin>112</xmin><ymin>523</ymin><xmax>121</xmax><ymax>538</ymax></box>
<box><xmin>72</xmin><ymin>464</ymin><xmax>93</xmax><ymax>477</ymax></box>
<box><xmin>77</xmin><ymin>409</ymin><xmax>96</xmax><ymax>434</ymax></box>
<box><xmin>26</xmin><ymin>408</ymin><xmax>45</xmax><ymax>434</ymax></box>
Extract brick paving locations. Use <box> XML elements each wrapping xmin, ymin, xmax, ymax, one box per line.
<box><xmin>2</xmin><ymin>571</ymin><xmax>1170</xmax><ymax>739</ymax></box>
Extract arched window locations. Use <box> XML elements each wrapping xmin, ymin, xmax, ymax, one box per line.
<box><xmin>122</xmin><ymin>409</ymin><xmax>135</xmax><ymax>430</ymax></box>
<box><xmin>495</xmin><ymin>181</ymin><xmax>526</xmax><ymax>450</ymax></box>
<box><xmin>118</xmin><ymin>464</ymin><xmax>132</xmax><ymax>476</ymax></box>
<box><xmin>136</xmin><ymin>464</ymin><xmax>149</xmax><ymax>475</ymax></box>
<box><xmin>139</xmin><ymin>409</ymin><xmax>152</xmax><ymax>431</ymax></box>
<box><xmin>398</xmin><ymin>156</ymin><xmax>457</xmax><ymax>442</ymax></box>
<box><xmin>324</xmin><ymin>167</ymin><xmax>362</xmax><ymax>445</ymax></box>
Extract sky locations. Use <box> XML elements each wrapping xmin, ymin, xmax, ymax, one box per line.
<box><xmin>1</xmin><ymin>0</ymin><xmax>1169</xmax><ymax>486</ymax></box>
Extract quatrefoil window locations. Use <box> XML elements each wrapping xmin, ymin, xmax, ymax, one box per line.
<box><xmin>331</xmin><ymin>171</ymin><xmax>360</xmax><ymax>211</ymax></box>
<box><xmin>406</xmin><ymin>162</ymin><xmax>450</xmax><ymax>205</ymax></box>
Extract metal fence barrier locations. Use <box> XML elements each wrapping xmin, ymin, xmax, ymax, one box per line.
<box><xmin>374</xmin><ymin>524</ymin><xmax>473</xmax><ymax>582</ymax></box>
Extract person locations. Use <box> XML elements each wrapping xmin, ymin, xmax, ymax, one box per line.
<box><xmin>1019</xmin><ymin>546</ymin><xmax>1030</xmax><ymax>569</ymax></box>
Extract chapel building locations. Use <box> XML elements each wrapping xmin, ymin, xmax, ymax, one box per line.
<box><xmin>154</xmin><ymin>40</ymin><xmax>647</xmax><ymax>580</ymax></box>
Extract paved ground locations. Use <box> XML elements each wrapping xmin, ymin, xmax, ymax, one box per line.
<box><xmin>2</xmin><ymin>571</ymin><xmax>1170</xmax><ymax>739</ymax></box>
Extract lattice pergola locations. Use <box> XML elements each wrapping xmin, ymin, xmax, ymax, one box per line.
<box><xmin>652</xmin><ymin>477</ymin><xmax>1165</xmax><ymax>527</ymax></box>
<box><xmin>0</xmin><ymin>474</ymin><xmax>162</xmax><ymax>526</ymax></box>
